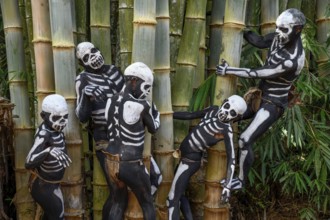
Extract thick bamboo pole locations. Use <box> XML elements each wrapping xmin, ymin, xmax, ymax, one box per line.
<box><xmin>126</xmin><ymin>1</ymin><xmax>156</xmax><ymax>218</ymax></box>
<box><xmin>187</xmin><ymin>21</ymin><xmax>206</xmax><ymax>220</ymax></box>
<box><xmin>208</xmin><ymin>0</ymin><xmax>226</xmax><ymax>76</ymax></box>
<box><xmin>48</xmin><ymin>0</ymin><xmax>84</xmax><ymax>219</ymax></box>
<box><xmin>90</xmin><ymin>0</ymin><xmax>111</xmax><ymax>62</ymax></box>
<box><xmin>260</xmin><ymin>0</ymin><xmax>278</xmax><ymax>59</ymax></box>
<box><xmin>74</xmin><ymin>0</ymin><xmax>87</xmax><ymax>44</ymax></box>
<box><xmin>31</xmin><ymin>0</ymin><xmax>55</xmax><ymax>125</ymax></box>
<box><xmin>169</xmin><ymin>0</ymin><xmax>186</xmax><ymax>83</ymax></box>
<box><xmin>0</xmin><ymin>0</ymin><xmax>36</xmax><ymax>219</ymax></box>
<box><xmin>89</xmin><ymin>1</ymin><xmax>112</xmax><ymax>219</ymax></box>
<box><xmin>19</xmin><ymin>0</ymin><xmax>35</xmax><ymax>125</ymax></box>
<box><xmin>315</xmin><ymin>0</ymin><xmax>330</xmax><ymax>77</ymax></box>
<box><xmin>171</xmin><ymin>0</ymin><xmax>207</xmax><ymax>152</ymax></box>
<box><xmin>118</xmin><ymin>0</ymin><xmax>133</xmax><ymax>70</ymax></box>
<box><xmin>206</xmin><ymin>0</ymin><xmax>247</xmax><ymax>219</ymax></box>
<box><xmin>260</xmin><ymin>0</ymin><xmax>278</xmax><ymax>35</ymax></box>
<box><xmin>154</xmin><ymin>0</ymin><xmax>173</xmax><ymax>219</ymax></box>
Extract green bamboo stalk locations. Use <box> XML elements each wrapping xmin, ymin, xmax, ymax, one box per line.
<box><xmin>245</xmin><ymin>0</ymin><xmax>260</xmax><ymax>31</ymax></box>
<box><xmin>126</xmin><ymin>0</ymin><xmax>156</xmax><ymax>218</ymax></box>
<box><xmin>286</xmin><ymin>0</ymin><xmax>302</xmax><ymax>9</ymax></box>
<box><xmin>315</xmin><ymin>0</ymin><xmax>330</xmax><ymax>76</ymax></box>
<box><xmin>31</xmin><ymin>0</ymin><xmax>55</xmax><ymax>125</ymax></box>
<box><xmin>19</xmin><ymin>0</ymin><xmax>35</xmax><ymax>125</ymax></box>
<box><xmin>206</xmin><ymin>0</ymin><xmax>247</xmax><ymax>219</ymax></box>
<box><xmin>171</xmin><ymin>0</ymin><xmax>207</xmax><ymax>150</ymax></box>
<box><xmin>74</xmin><ymin>0</ymin><xmax>87</xmax><ymax>44</ymax></box>
<box><xmin>90</xmin><ymin>0</ymin><xmax>111</xmax><ymax>63</ymax></box>
<box><xmin>208</xmin><ymin>0</ymin><xmax>226</xmax><ymax>76</ymax></box>
<box><xmin>72</xmin><ymin>1</ymin><xmax>91</xmax><ymax>217</ymax></box>
<box><xmin>169</xmin><ymin>0</ymin><xmax>186</xmax><ymax>81</ymax></box>
<box><xmin>0</xmin><ymin>0</ymin><xmax>36</xmax><ymax>219</ymax></box>
<box><xmin>118</xmin><ymin>0</ymin><xmax>133</xmax><ymax>70</ymax></box>
<box><xmin>48</xmin><ymin>1</ymin><xmax>84</xmax><ymax>219</ymax></box>
<box><xmin>110</xmin><ymin>0</ymin><xmax>119</xmax><ymax>65</ymax></box>
<box><xmin>279</xmin><ymin>0</ymin><xmax>288</xmax><ymax>12</ymax></box>
<box><xmin>89</xmin><ymin>1</ymin><xmax>112</xmax><ymax>219</ymax></box>
<box><xmin>260</xmin><ymin>0</ymin><xmax>278</xmax><ymax>59</ymax></box>
<box><xmin>187</xmin><ymin>21</ymin><xmax>206</xmax><ymax>220</ymax></box>
<box><xmin>260</xmin><ymin>0</ymin><xmax>278</xmax><ymax>35</ymax></box>
<box><xmin>153</xmin><ymin>0</ymin><xmax>173</xmax><ymax>219</ymax></box>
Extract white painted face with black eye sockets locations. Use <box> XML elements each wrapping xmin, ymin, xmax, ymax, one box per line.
<box><xmin>42</xmin><ymin>94</ymin><xmax>69</xmax><ymax>132</ymax></box>
<box><xmin>275</xmin><ymin>8</ymin><xmax>306</xmax><ymax>45</ymax></box>
<box><xmin>76</xmin><ymin>42</ymin><xmax>104</xmax><ymax>70</ymax></box>
<box><xmin>218</xmin><ymin>95</ymin><xmax>247</xmax><ymax>123</ymax></box>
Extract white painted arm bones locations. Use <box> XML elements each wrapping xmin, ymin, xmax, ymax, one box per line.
<box><xmin>216</xmin><ymin>58</ymin><xmax>294</xmax><ymax>79</ymax></box>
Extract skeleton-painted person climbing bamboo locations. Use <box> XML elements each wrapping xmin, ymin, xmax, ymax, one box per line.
<box><xmin>167</xmin><ymin>95</ymin><xmax>247</xmax><ymax>220</ymax></box>
<box><xmin>104</xmin><ymin>62</ymin><xmax>160</xmax><ymax>220</ymax></box>
<box><xmin>25</xmin><ymin>94</ymin><xmax>71</xmax><ymax>220</ymax></box>
<box><xmin>216</xmin><ymin>8</ymin><xmax>306</xmax><ymax>190</ymax></box>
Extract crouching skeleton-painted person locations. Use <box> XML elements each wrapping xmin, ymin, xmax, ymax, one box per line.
<box><xmin>103</xmin><ymin>62</ymin><xmax>160</xmax><ymax>219</ymax></box>
<box><xmin>216</xmin><ymin>8</ymin><xmax>306</xmax><ymax>190</ymax></box>
<box><xmin>167</xmin><ymin>95</ymin><xmax>247</xmax><ymax>220</ymax></box>
<box><xmin>25</xmin><ymin>94</ymin><xmax>71</xmax><ymax>220</ymax></box>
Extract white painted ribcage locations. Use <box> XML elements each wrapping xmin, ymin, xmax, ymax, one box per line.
<box><xmin>187</xmin><ymin>109</ymin><xmax>225</xmax><ymax>152</ymax></box>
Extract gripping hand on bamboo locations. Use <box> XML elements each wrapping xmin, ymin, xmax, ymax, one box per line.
<box><xmin>216</xmin><ymin>59</ymin><xmax>229</xmax><ymax>76</ymax></box>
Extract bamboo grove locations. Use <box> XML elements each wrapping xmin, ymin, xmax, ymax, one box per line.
<box><xmin>0</xmin><ymin>0</ymin><xmax>329</xmax><ymax>219</ymax></box>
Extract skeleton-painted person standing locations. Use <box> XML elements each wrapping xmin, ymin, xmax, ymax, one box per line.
<box><xmin>75</xmin><ymin>42</ymin><xmax>126</xmax><ymax>218</ymax></box>
<box><xmin>74</xmin><ymin>43</ymin><xmax>162</xmax><ymax>218</ymax></box>
<box><xmin>25</xmin><ymin>94</ymin><xmax>71</xmax><ymax>220</ymax></box>
<box><xmin>216</xmin><ymin>8</ymin><xmax>306</xmax><ymax>190</ymax></box>
<box><xmin>167</xmin><ymin>95</ymin><xmax>247</xmax><ymax>220</ymax></box>
<box><xmin>104</xmin><ymin>62</ymin><xmax>160</xmax><ymax>219</ymax></box>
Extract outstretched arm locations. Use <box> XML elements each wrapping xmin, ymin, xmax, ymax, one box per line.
<box><xmin>216</xmin><ymin>59</ymin><xmax>294</xmax><ymax>79</ymax></box>
<box><xmin>173</xmin><ymin>106</ymin><xmax>217</xmax><ymax>120</ymax></box>
<box><xmin>243</xmin><ymin>31</ymin><xmax>276</xmax><ymax>49</ymax></box>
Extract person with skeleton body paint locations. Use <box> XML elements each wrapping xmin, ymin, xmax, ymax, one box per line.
<box><xmin>75</xmin><ymin>43</ymin><xmax>162</xmax><ymax>218</ymax></box>
<box><xmin>25</xmin><ymin>94</ymin><xmax>71</xmax><ymax>220</ymax></box>
<box><xmin>103</xmin><ymin>62</ymin><xmax>160</xmax><ymax>220</ymax></box>
<box><xmin>167</xmin><ymin>95</ymin><xmax>247</xmax><ymax>220</ymax></box>
<box><xmin>216</xmin><ymin>8</ymin><xmax>306</xmax><ymax>190</ymax></box>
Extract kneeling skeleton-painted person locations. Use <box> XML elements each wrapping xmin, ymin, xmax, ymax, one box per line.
<box><xmin>104</xmin><ymin>62</ymin><xmax>160</xmax><ymax>220</ymax></box>
<box><xmin>167</xmin><ymin>95</ymin><xmax>247</xmax><ymax>220</ymax></box>
<box><xmin>25</xmin><ymin>94</ymin><xmax>71</xmax><ymax>220</ymax></box>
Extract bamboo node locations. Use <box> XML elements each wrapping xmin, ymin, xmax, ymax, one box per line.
<box><xmin>61</xmin><ymin>178</ymin><xmax>84</xmax><ymax>186</ymax></box>
<box><xmin>133</xmin><ymin>18</ymin><xmax>157</xmax><ymax>25</ymax></box>
<box><xmin>32</xmin><ymin>38</ymin><xmax>52</xmax><ymax>44</ymax></box>
<box><xmin>152</xmin><ymin>149</ymin><xmax>175</xmax><ymax>155</ymax></box>
<box><xmin>90</xmin><ymin>24</ymin><xmax>111</xmax><ymax>28</ymax></box>
<box><xmin>223</xmin><ymin>22</ymin><xmax>245</xmax><ymax>29</ymax></box>
<box><xmin>185</xmin><ymin>16</ymin><xmax>206</xmax><ymax>21</ymax></box>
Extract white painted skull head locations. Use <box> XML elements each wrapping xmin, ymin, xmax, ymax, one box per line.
<box><xmin>218</xmin><ymin>95</ymin><xmax>247</xmax><ymax>123</ymax></box>
<box><xmin>76</xmin><ymin>42</ymin><xmax>104</xmax><ymax>70</ymax></box>
<box><xmin>275</xmin><ymin>8</ymin><xmax>306</xmax><ymax>45</ymax></box>
<box><xmin>42</xmin><ymin>94</ymin><xmax>68</xmax><ymax>132</ymax></box>
<box><xmin>124</xmin><ymin>62</ymin><xmax>154</xmax><ymax>99</ymax></box>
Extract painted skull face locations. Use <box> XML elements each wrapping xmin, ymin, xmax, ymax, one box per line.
<box><xmin>218</xmin><ymin>95</ymin><xmax>247</xmax><ymax>123</ymax></box>
<box><xmin>76</xmin><ymin>42</ymin><xmax>104</xmax><ymax>70</ymax></box>
<box><xmin>42</xmin><ymin>94</ymin><xmax>69</xmax><ymax>132</ymax></box>
<box><xmin>275</xmin><ymin>8</ymin><xmax>306</xmax><ymax>45</ymax></box>
<box><xmin>124</xmin><ymin>62</ymin><xmax>154</xmax><ymax>100</ymax></box>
